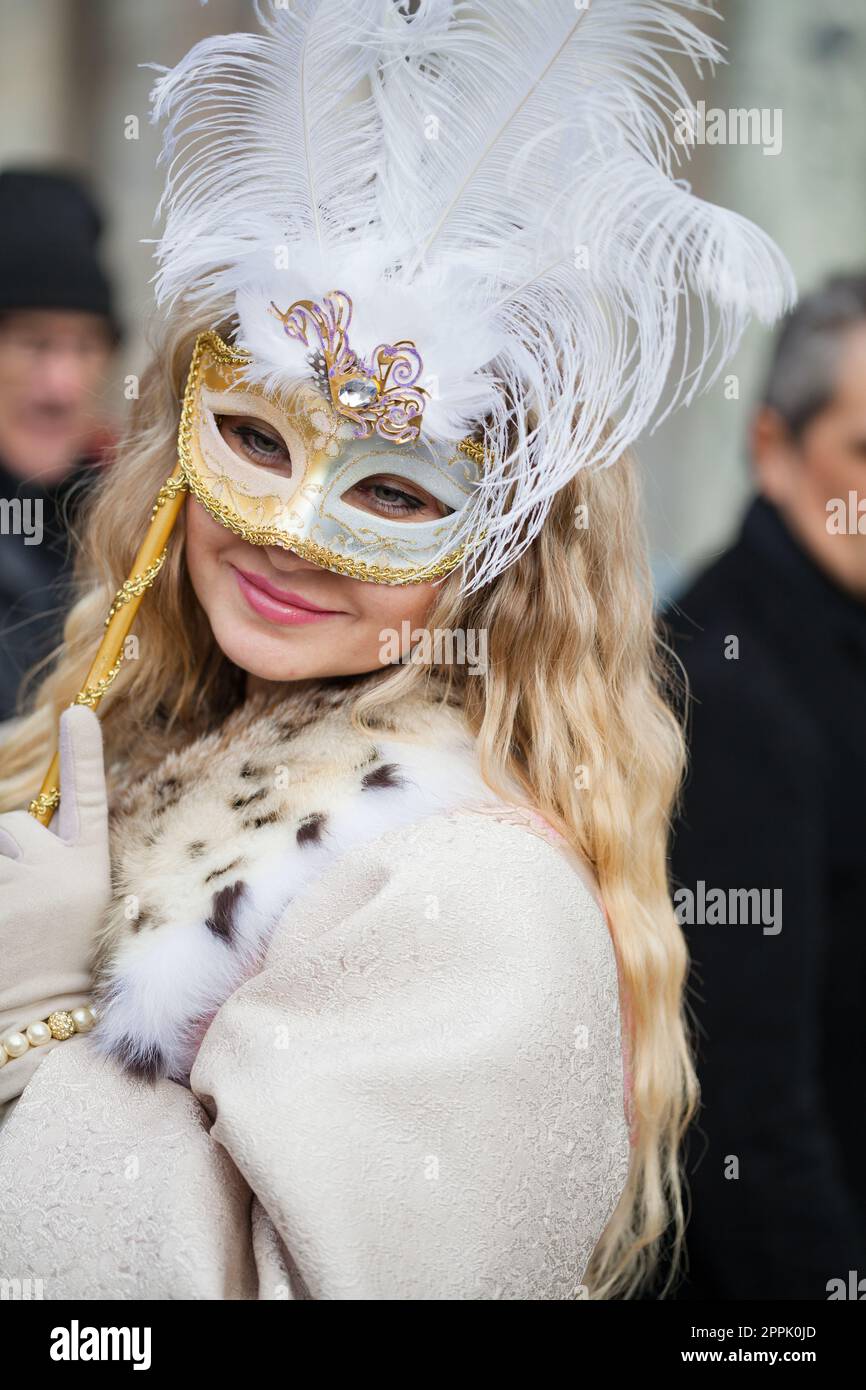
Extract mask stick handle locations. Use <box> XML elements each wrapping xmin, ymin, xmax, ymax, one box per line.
<box><xmin>27</xmin><ymin>465</ymin><xmax>189</xmax><ymax>826</ymax></box>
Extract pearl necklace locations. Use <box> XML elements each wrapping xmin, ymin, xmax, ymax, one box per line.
<box><xmin>0</xmin><ymin>1004</ymin><xmax>97</xmax><ymax>1067</ymax></box>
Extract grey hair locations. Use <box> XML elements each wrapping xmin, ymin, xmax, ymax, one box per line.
<box><xmin>761</xmin><ymin>272</ymin><xmax>866</xmax><ymax>437</ymax></box>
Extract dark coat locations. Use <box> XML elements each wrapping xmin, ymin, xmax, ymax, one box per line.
<box><xmin>0</xmin><ymin>456</ymin><xmax>99</xmax><ymax>722</ymax></box>
<box><xmin>662</xmin><ymin>495</ymin><xmax>866</xmax><ymax>1300</ymax></box>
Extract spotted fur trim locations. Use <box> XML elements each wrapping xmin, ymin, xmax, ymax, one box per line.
<box><xmin>90</xmin><ymin>680</ymin><xmax>497</xmax><ymax>1084</ymax></box>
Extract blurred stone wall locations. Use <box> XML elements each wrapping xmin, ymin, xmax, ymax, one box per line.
<box><xmin>640</xmin><ymin>0</ymin><xmax>866</xmax><ymax>593</ymax></box>
<box><xmin>0</xmin><ymin>0</ymin><xmax>248</xmax><ymax>382</ymax></box>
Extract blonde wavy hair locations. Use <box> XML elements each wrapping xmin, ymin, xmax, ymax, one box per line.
<box><xmin>0</xmin><ymin>306</ymin><xmax>697</xmax><ymax>1300</ymax></box>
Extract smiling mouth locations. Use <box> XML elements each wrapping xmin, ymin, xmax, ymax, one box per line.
<box><xmin>231</xmin><ymin>565</ymin><xmax>348</xmax><ymax>626</ymax></box>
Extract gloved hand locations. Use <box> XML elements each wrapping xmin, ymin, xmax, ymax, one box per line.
<box><xmin>0</xmin><ymin>705</ymin><xmax>111</xmax><ymax>1104</ymax></box>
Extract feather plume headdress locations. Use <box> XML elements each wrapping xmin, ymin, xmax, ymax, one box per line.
<box><xmin>148</xmin><ymin>0</ymin><xmax>796</xmax><ymax>592</ymax></box>
<box><xmin>25</xmin><ymin>0</ymin><xmax>797</xmax><ymax>820</ymax></box>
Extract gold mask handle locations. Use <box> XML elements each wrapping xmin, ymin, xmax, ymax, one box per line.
<box><xmin>27</xmin><ymin>464</ymin><xmax>189</xmax><ymax>826</ymax></box>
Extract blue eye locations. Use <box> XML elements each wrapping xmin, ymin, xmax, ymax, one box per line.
<box><xmin>342</xmin><ymin>476</ymin><xmax>453</xmax><ymax>521</ymax></box>
<box><xmin>369</xmin><ymin>484</ymin><xmax>424</xmax><ymax>513</ymax></box>
<box><xmin>238</xmin><ymin>427</ymin><xmax>281</xmax><ymax>457</ymax></box>
<box><xmin>217</xmin><ymin>415</ymin><xmax>291</xmax><ymax>471</ymax></box>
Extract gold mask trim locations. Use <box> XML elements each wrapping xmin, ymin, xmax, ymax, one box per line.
<box><xmin>178</xmin><ymin>330</ymin><xmax>486</xmax><ymax>585</ymax></box>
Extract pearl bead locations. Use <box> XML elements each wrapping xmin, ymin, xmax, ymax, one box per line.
<box><xmin>25</xmin><ymin>1021</ymin><xmax>53</xmax><ymax>1047</ymax></box>
<box><xmin>71</xmin><ymin>1006</ymin><xmax>95</xmax><ymax>1033</ymax></box>
<box><xmin>3</xmin><ymin>1031</ymin><xmax>29</xmax><ymax>1059</ymax></box>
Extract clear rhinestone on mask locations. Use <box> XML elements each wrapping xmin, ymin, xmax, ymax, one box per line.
<box><xmin>337</xmin><ymin>377</ymin><xmax>380</xmax><ymax>409</ymax></box>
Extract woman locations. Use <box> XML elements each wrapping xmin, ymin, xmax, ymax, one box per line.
<box><xmin>0</xmin><ymin>0</ymin><xmax>793</xmax><ymax>1299</ymax></box>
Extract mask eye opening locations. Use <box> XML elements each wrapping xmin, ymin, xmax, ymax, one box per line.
<box><xmin>214</xmin><ymin>412</ymin><xmax>293</xmax><ymax>473</ymax></box>
<box><xmin>340</xmin><ymin>473</ymin><xmax>455</xmax><ymax>523</ymax></box>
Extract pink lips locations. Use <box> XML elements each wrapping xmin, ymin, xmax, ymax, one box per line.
<box><xmin>232</xmin><ymin>566</ymin><xmax>347</xmax><ymax>626</ymax></box>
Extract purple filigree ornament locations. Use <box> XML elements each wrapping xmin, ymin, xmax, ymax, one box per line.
<box><xmin>269</xmin><ymin>289</ymin><xmax>428</xmax><ymax>445</ymax></box>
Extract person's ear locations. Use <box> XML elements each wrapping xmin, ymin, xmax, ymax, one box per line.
<box><xmin>749</xmin><ymin>405</ymin><xmax>800</xmax><ymax>505</ymax></box>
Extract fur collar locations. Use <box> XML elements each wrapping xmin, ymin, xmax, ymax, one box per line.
<box><xmin>90</xmin><ymin>678</ymin><xmax>497</xmax><ymax>1084</ymax></box>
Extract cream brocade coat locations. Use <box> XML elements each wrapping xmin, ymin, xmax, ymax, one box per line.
<box><xmin>0</xmin><ymin>686</ymin><xmax>631</xmax><ymax>1300</ymax></box>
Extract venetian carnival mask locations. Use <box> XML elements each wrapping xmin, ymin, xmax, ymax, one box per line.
<box><xmin>179</xmin><ymin>292</ymin><xmax>487</xmax><ymax>585</ymax></box>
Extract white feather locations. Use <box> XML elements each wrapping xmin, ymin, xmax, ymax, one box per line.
<box><xmin>148</xmin><ymin>0</ymin><xmax>797</xmax><ymax>592</ymax></box>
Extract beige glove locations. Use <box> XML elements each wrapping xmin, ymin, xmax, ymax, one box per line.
<box><xmin>0</xmin><ymin>705</ymin><xmax>111</xmax><ymax>1105</ymax></box>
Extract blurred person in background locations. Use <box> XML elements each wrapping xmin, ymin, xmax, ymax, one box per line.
<box><xmin>664</xmin><ymin>274</ymin><xmax>866</xmax><ymax>1299</ymax></box>
<box><xmin>0</xmin><ymin>169</ymin><xmax>120</xmax><ymax>721</ymax></box>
